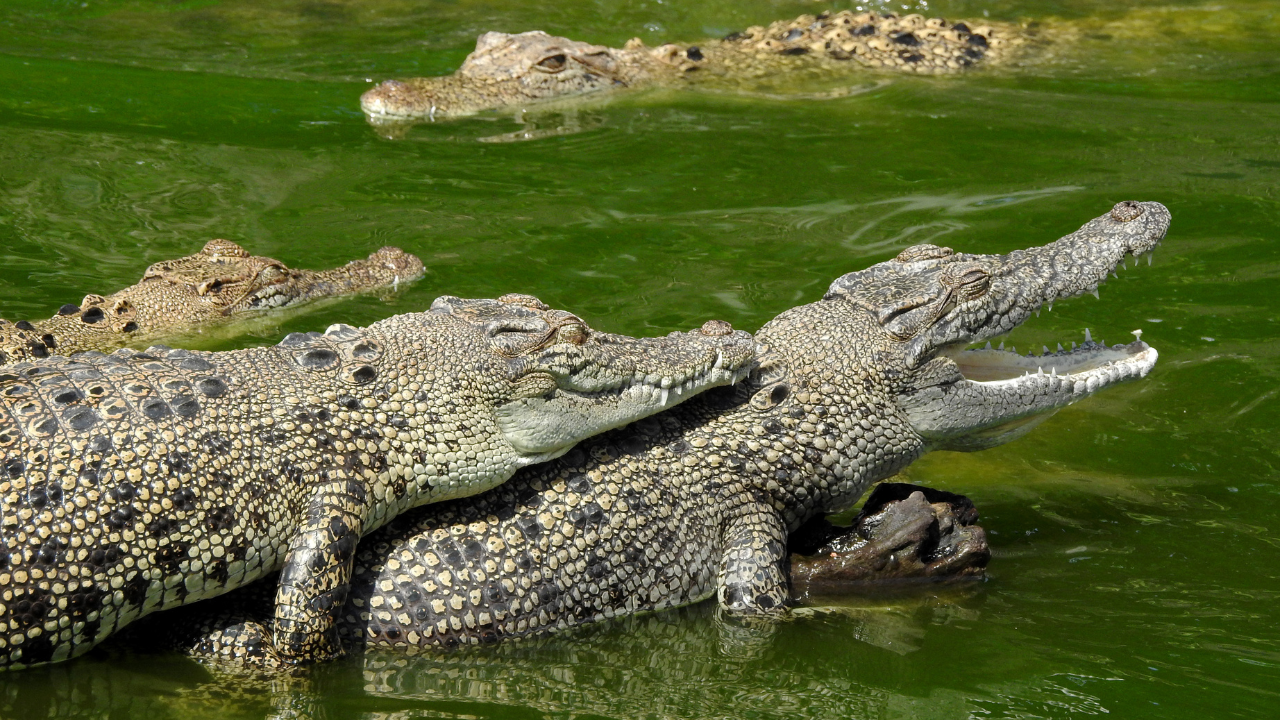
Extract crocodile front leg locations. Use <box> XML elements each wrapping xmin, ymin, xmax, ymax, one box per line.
<box><xmin>716</xmin><ymin>503</ymin><xmax>791</xmax><ymax>616</ymax></box>
<box><xmin>272</xmin><ymin>477</ymin><xmax>368</xmax><ymax>663</ymax></box>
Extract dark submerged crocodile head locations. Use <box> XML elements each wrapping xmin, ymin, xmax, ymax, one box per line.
<box><xmin>0</xmin><ymin>240</ymin><xmax>425</xmax><ymax>363</ymax></box>
<box><xmin>819</xmin><ymin>200</ymin><xmax>1167</xmax><ymax>459</ymax></box>
<box><xmin>429</xmin><ymin>293</ymin><xmax>755</xmax><ymax>462</ymax></box>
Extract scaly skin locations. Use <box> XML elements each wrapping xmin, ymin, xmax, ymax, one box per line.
<box><xmin>0</xmin><ymin>293</ymin><xmax>754</xmax><ymax>669</ymax></box>
<box><xmin>165</xmin><ymin>202</ymin><xmax>1168</xmax><ymax>666</ymax></box>
<box><xmin>361</xmin><ymin>10</ymin><xmax>1026</xmax><ymax>123</ymax></box>
<box><xmin>0</xmin><ymin>241</ymin><xmax>425</xmax><ymax>365</ymax></box>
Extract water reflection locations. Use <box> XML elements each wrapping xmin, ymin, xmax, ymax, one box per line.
<box><xmin>282</xmin><ymin>600</ymin><xmax>985</xmax><ymax>719</ymax></box>
<box><xmin>0</xmin><ymin>596</ymin><xmax>1008</xmax><ymax>719</ymax></box>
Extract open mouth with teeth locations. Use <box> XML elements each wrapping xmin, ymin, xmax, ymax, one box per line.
<box><xmin>948</xmin><ymin>329</ymin><xmax>1156</xmax><ymax>389</ymax></box>
<box><xmin>899</xmin><ymin>200</ymin><xmax>1169</xmax><ymax>451</ymax></box>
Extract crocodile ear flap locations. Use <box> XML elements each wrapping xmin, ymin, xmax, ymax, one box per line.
<box><xmin>482</xmin><ymin>317</ymin><xmax>554</xmax><ymax>357</ymax></box>
<box><xmin>876</xmin><ymin>296</ymin><xmax>939</xmax><ymax>340</ymax></box>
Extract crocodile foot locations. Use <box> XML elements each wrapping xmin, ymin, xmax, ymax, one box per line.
<box><xmin>789</xmin><ymin>482</ymin><xmax>990</xmax><ymax>601</ymax></box>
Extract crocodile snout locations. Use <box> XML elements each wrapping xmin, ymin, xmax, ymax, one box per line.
<box><xmin>361</xmin><ymin>80</ymin><xmax>426</xmax><ymax>119</ymax></box>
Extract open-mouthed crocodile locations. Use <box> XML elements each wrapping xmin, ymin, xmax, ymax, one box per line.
<box><xmin>0</xmin><ymin>241</ymin><xmax>425</xmax><ymax>365</ymax></box>
<box><xmin>158</xmin><ymin>201</ymin><xmax>1168</xmax><ymax>667</ymax></box>
<box><xmin>360</xmin><ymin>10</ymin><xmax>1027</xmax><ymax>124</ymax></box>
<box><xmin>0</xmin><ymin>293</ymin><xmax>755</xmax><ymax>669</ymax></box>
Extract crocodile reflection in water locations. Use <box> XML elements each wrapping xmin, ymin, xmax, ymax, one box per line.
<box><xmin>0</xmin><ymin>595</ymin><xmax>985</xmax><ymax>720</ymax></box>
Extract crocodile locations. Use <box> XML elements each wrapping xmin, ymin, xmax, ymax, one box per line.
<box><xmin>0</xmin><ymin>240</ymin><xmax>425</xmax><ymax>365</ymax></box>
<box><xmin>360</xmin><ymin>10</ymin><xmax>1026</xmax><ymax>123</ymax></box>
<box><xmin>0</xmin><ymin>293</ymin><xmax>755</xmax><ymax>670</ymax></box>
<box><xmin>162</xmin><ymin>201</ymin><xmax>1168</xmax><ymax>666</ymax></box>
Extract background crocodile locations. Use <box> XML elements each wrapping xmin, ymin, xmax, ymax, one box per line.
<box><xmin>0</xmin><ymin>240</ymin><xmax>425</xmax><ymax>365</ymax></box>
<box><xmin>0</xmin><ymin>293</ymin><xmax>754</xmax><ymax>669</ymax></box>
<box><xmin>162</xmin><ymin>201</ymin><xmax>1168</xmax><ymax>666</ymax></box>
<box><xmin>361</xmin><ymin>10</ymin><xmax>1027</xmax><ymax>122</ymax></box>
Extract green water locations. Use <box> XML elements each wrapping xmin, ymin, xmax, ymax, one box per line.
<box><xmin>0</xmin><ymin>0</ymin><xmax>1278</xmax><ymax>717</ymax></box>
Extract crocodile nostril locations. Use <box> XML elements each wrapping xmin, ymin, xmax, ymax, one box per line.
<box><xmin>699</xmin><ymin>320</ymin><xmax>733</xmax><ymax>337</ymax></box>
<box><xmin>1110</xmin><ymin>201</ymin><xmax>1143</xmax><ymax>222</ymax></box>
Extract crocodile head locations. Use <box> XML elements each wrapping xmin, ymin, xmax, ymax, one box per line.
<box><xmin>822</xmin><ymin>200</ymin><xmax>1169</xmax><ymax>451</ymax></box>
<box><xmin>361</xmin><ymin>31</ymin><xmax>640</xmax><ymax>122</ymax></box>
<box><xmin>429</xmin><ymin>292</ymin><xmax>755</xmax><ymax>460</ymax></box>
<box><xmin>14</xmin><ymin>240</ymin><xmax>424</xmax><ymax>359</ymax></box>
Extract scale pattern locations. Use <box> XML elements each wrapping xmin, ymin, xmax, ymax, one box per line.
<box><xmin>166</xmin><ymin>203</ymin><xmax>1170</xmax><ymax>666</ymax></box>
<box><xmin>0</xmin><ymin>295</ymin><xmax>755</xmax><ymax>669</ymax></box>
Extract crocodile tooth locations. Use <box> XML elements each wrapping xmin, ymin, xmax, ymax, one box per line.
<box><xmin>1147</xmin><ymin>252</ymin><xmax>1153</xmax><ymax>266</ymax></box>
<box><xmin>1090</xmin><ymin>288</ymin><xmax>1100</xmax><ymax>299</ymax></box>
<box><xmin>1084</xmin><ymin>328</ymin><xmax>1092</xmax><ymax>343</ymax></box>
<box><xmin>713</xmin><ymin>350</ymin><xmax>724</xmax><ymax>371</ymax></box>
<box><xmin>998</xmin><ymin>341</ymin><xmax>1005</xmax><ymax>351</ymax></box>
<box><xmin>1047</xmin><ymin>302</ymin><xmax>1053</xmax><ymax>312</ymax></box>
<box><xmin>1056</xmin><ymin>343</ymin><xmax>1064</xmax><ymax>353</ymax></box>
<box><xmin>1042</xmin><ymin>345</ymin><xmax>1049</xmax><ymax>356</ymax></box>
<box><xmin>984</xmin><ymin>341</ymin><xmax>992</xmax><ymax>350</ymax></box>
<box><xmin>660</xmin><ymin>388</ymin><xmax>669</xmax><ymax>405</ymax></box>
<box><xmin>1072</xmin><ymin>341</ymin><xmax>1078</xmax><ymax>350</ymax></box>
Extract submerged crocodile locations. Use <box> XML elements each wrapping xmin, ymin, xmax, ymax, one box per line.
<box><xmin>0</xmin><ymin>240</ymin><xmax>425</xmax><ymax>365</ymax></box>
<box><xmin>361</xmin><ymin>10</ymin><xmax>1026</xmax><ymax>123</ymax></box>
<box><xmin>0</xmin><ymin>294</ymin><xmax>754</xmax><ymax>669</ymax></box>
<box><xmin>165</xmin><ymin>202</ymin><xmax>1168</xmax><ymax>665</ymax></box>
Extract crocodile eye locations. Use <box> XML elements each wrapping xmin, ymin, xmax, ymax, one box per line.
<box><xmin>956</xmin><ymin>268</ymin><xmax>991</xmax><ymax>299</ymax></box>
<box><xmin>535</xmin><ymin>54</ymin><xmax>568</xmax><ymax>72</ymax></box>
<box><xmin>555</xmin><ymin>323</ymin><xmax>588</xmax><ymax>345</ymax></box>
<box><xmin>257</xmin><ymin>266</ymin><xmax>286</xmax><ymax>283</ymax></box>
<box><xmin>939</xmin><ymin>263</ymin><xmax>990</xmax><ymax>301</ymax></box>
